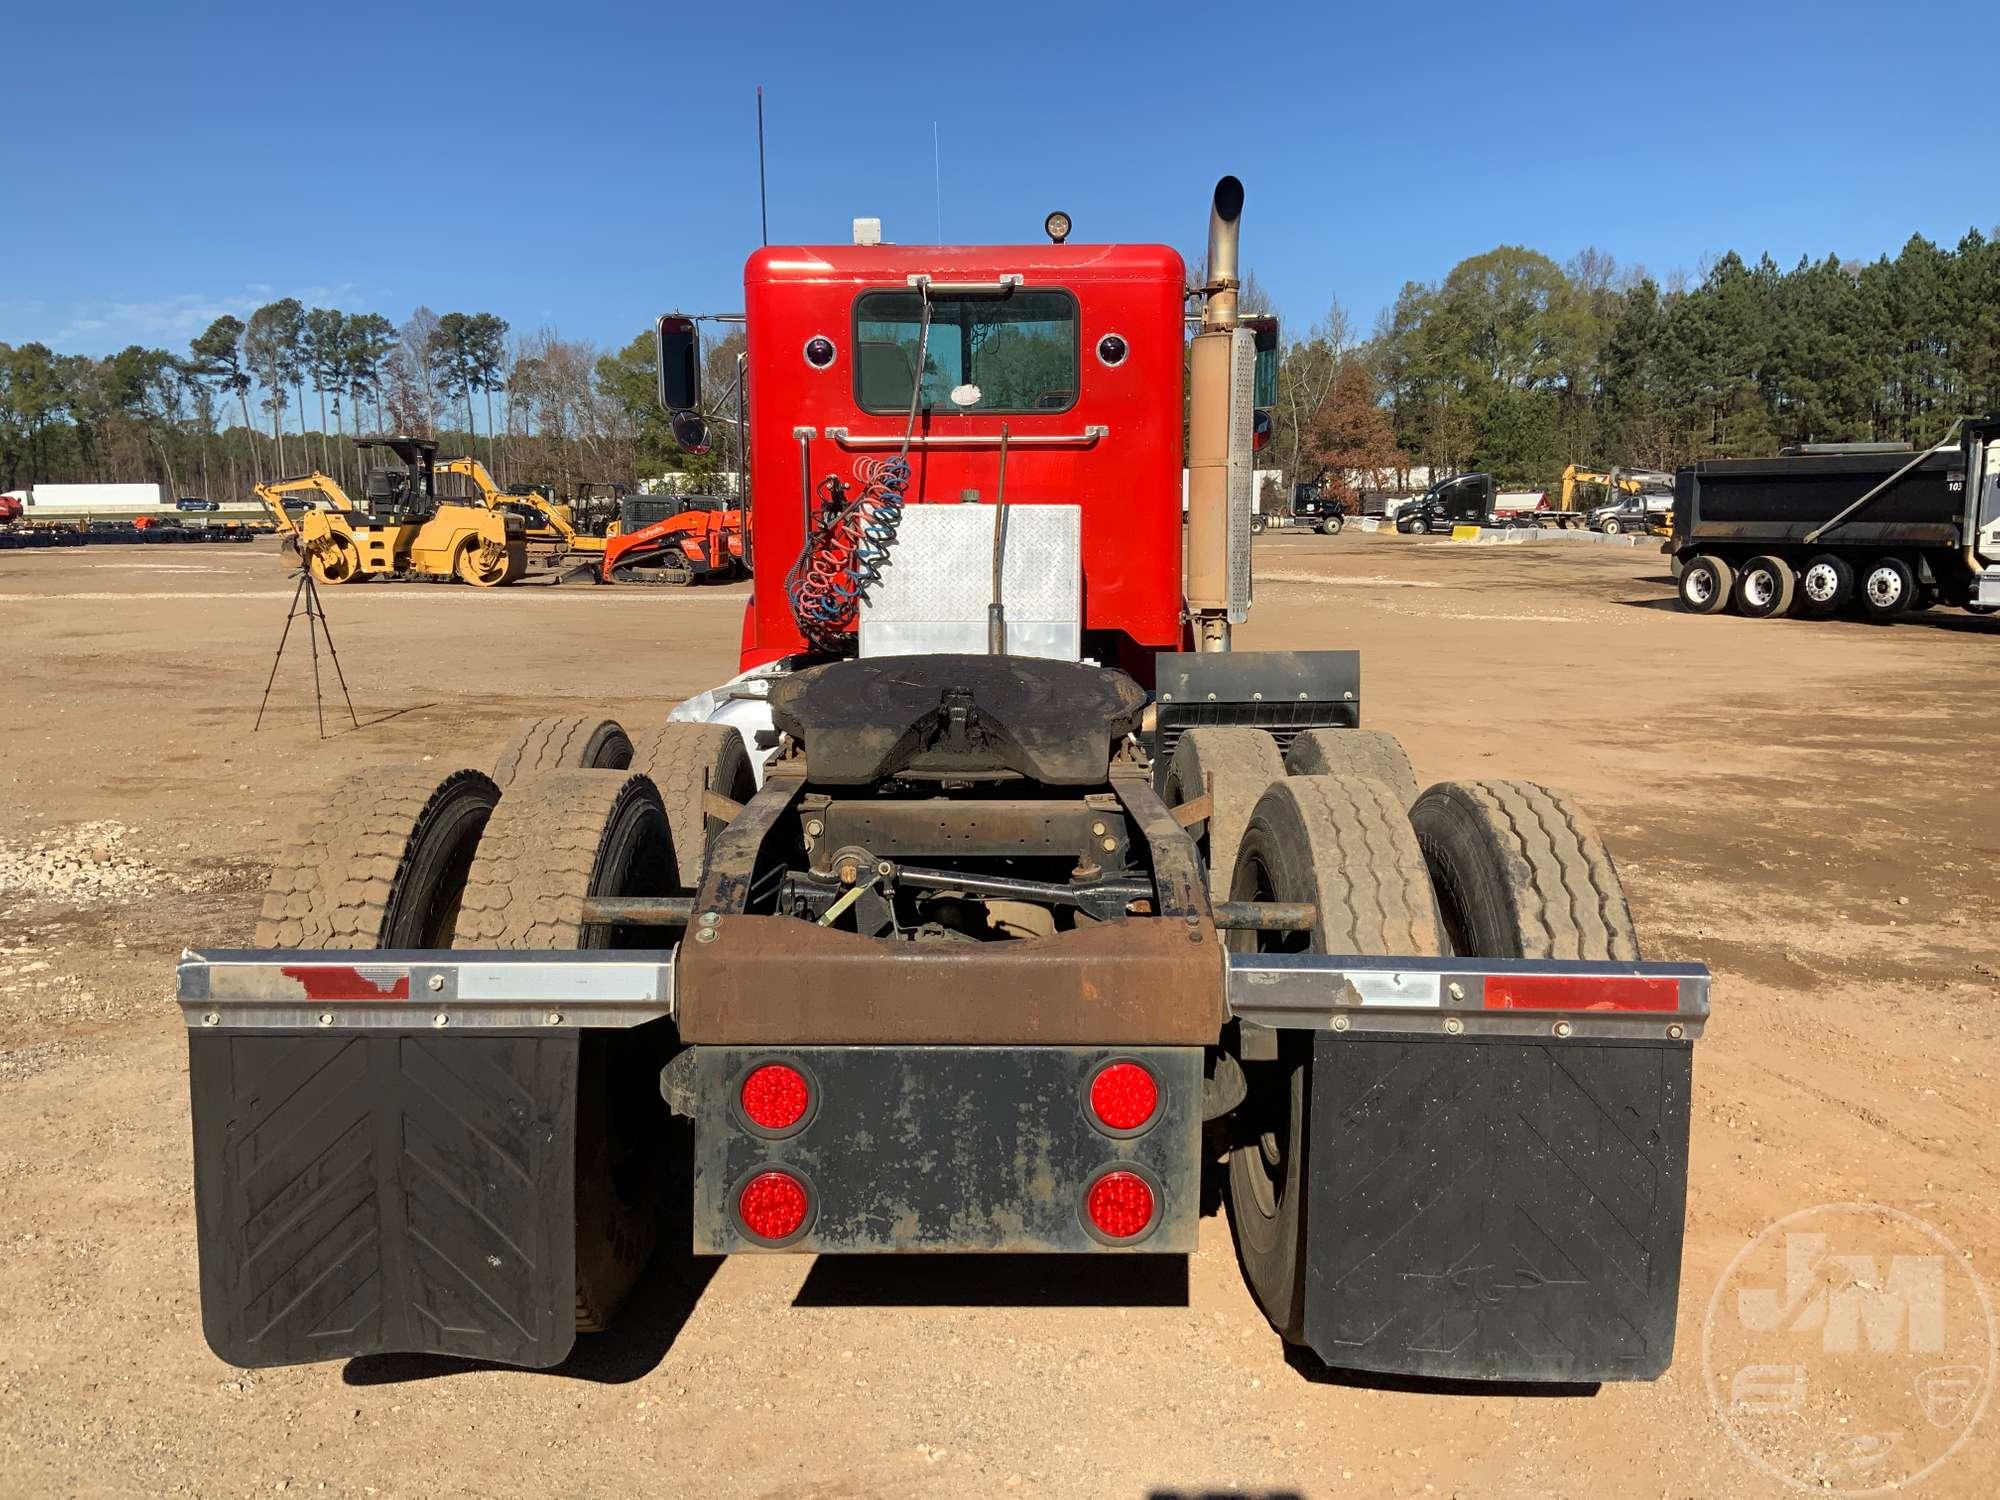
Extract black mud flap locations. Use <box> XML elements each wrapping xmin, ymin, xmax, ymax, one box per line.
<box><xmin>1302</xmin><ymin>1034</ymin><xmax>1690</xmax><ymax>1383</ymax></box>
<box><xmin>1149</xmin><ymin>649</ymin><xmax>1361</xmax><ymax>785</ymax></box>
<box><xmin>189</xmin><ymin>1029</ymin><xmax>578</xmax><ymax>1369</ymax></box>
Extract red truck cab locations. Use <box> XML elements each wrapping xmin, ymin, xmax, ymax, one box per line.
<box><xmin>738</xmin><ymin>241</ymin><xmax>1188</xmax><ymax>681</ymax></box>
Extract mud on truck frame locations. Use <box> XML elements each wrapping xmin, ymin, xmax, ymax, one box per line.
<box><xmin>180</xmin><ymin>178</ymin><xmax>1708</xmax><ymax>1385</ymax></box>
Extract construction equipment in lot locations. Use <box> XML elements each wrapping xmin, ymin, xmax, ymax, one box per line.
<box><xmin>436</xmin><ymin>456</ymin><xmax>608</xmax><ymax>577</ymax></box>
<box><xmin>599</xmin><ymin>492</ymin><xmax>745</xmax><ymax>584</ymax></box>
<box><xmin>252</xmin><ymin>437</ymin><xmax>528</xmax><ymax>586</ymax></box>
<box><xmin>1559</xmin><ymin>464</ymin><xmax>1674</xmax><ymax>535</ymax></box>
<box><xmin>1672</xmin><ymin>422</ymin><xmax>2000</xmax><ymax>620</ymax></box>
<box><xmin>178</xmin><ymin>178</ymin><xmax>1709</xmax><ymax>1385</ymax></box>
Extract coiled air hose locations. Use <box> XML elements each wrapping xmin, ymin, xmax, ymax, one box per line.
<box><xmin>786</xmin><ymin>288</ymin><xmax>931</xmax><ymax>652</ymax></box>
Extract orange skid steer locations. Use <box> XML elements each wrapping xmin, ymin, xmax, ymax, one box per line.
<box><xmin>599</xmin><ymin>494</ymin><xmax>745</xmax><ymax>585</ymax></box>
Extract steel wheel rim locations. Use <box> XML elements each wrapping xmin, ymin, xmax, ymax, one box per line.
<box><xmin>1804</xmin><ymin>564</ymin><xmax>1837</xmax><ymax>603</ymax></box>
<box><xmin>1687</xmin><ymin>569</ymin><xmax>1714</xmax><ymax>605</ymax></box>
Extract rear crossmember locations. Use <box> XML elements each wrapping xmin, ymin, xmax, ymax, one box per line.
<box><xmin>178</xmin><ymin>946</ymin><xmax>1704</xmax><ymax>1380</ymax></box>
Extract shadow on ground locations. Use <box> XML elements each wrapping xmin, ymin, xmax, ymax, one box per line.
<box><xmin>794</xmin><ymin>1252</ymin><xmax>1190</xmax><ymax>1308</ymax></box>
<box><xmin>340</xmin><ymin>1256</ymin><xmax>723</xmax><ymax>1388</ymax></box>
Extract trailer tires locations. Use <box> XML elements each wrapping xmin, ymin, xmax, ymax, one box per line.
<box><xmin>1860</xmin><ymin>557</ymin><xmax>1916</xmax><ymax>619</ymax></box>
<box><xmin>1799</xmin><ymin>554</ymin><xmax>1853</xmax><ymax>614</ymax></box>
<box><xmin>1733</xmin><ymin>555</ymin><xmax>1797</xmax><ymax>619</ymax></box>
<box><xmin>453</xmin><ymin>769</ymin><xmax>680</xmax><ymax>1332</ymax></box>
<box><xmin>628</xmin><ymin>722</ymin><xmax>757</xmax><ymax>890</ymax></box>
<box><xmin>1676</xmin><ymin>554</ymin><xmax>1734</xmax><ymax>614</ymax></box>
<box><xmin>1223</xmin><ymin>776</ymin><xmax>1444</xmax><ymax>1339</ymax></box>
<box><xmin>493</xmin><ymin>715</ymin><xmax>635</xmax><ymax>788</ymax></box>
<box><xmin>255</xmin><ymin>766</ymin><xmax>501</xmax><ymax>948</ymax></box>
<box><xmin>1283</xmin><ymin>728</ymin><xmax>1420</xmax><ymax>807</ymax></box>
<box><xmin>1163</xmin><ymin>727</ymin><xmax>1287</xmax><ymax>899</ymax></box>
<box><xmin>1409</xmin><ymin>780</ymin><xmax>1640</xmax><ymax>961</ymax></box>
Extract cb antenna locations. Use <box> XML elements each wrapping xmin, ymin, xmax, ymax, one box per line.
<box><xmin>756</xmin><ymin>85</ymin><xmax>769</xmax><ymax>246</ymax></box>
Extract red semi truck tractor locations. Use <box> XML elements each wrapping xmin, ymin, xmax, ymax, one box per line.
<box><xmin>179</xmin><ymin>178</ymin><xmax>1708</xmax><ymax>1385</ymax></box>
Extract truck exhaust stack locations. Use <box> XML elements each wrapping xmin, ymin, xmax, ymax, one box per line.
<box><xmin>1186</xmin><ymin>176</ymin><xmax>1246</xmax><ymax>651</ymax></box>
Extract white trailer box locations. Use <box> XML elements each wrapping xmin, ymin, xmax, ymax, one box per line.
<box><xmin>28</xmin><ymin>483</ymin><xmax>164</xmax><ymax>511</ymax></box>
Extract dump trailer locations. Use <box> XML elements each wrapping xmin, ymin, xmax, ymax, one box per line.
<box><xmin>178</xmin><ymin>178</ymin><xmax>1708</xmax><ymax>1385</ymax></box>
<box><xmin>1671</xmin><ymin>420</ymin><xmax>2000</xmax><ymax>619</ymax></box>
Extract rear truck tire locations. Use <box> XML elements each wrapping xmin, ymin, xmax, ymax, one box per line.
<box><xmin>453</xmin><ymin>769</ymin><xmax>681</xmax><ymax>1333</ymax></box>
<box><xmin>306</xmin><ymin>535</ymin><xmax>362</xmax><ymax>585</ymax></box>
<box><xmin>1408</xmin><ymin>779</ymin><xmax>1640</xmax><ymax>961</ymax></box>
<box><xmin>1733</xmin><ymin>554</ymin><xmax>1797</xmax><ymax>619</ymax></box>
<box><xmin>1224</xmin><ymin>775</ymin><xmax>1444</xmax><ymax>1341</ymax></box>
<box><xmin>1282</xmin><ymin>727</ymin><xmax>1420</xmax><ymax>808</ymax></box>
<box><xmin>1162</xmin><ymin>727</ymin><xmax>1287</xmax><ymax>900</ymax></box>
<box><xmin>627</xmin><ymin>722</ymin><xmax>757</xmax><ymax>890</ymax></box>
<box><xmin>492</xmin><ymin>715</ymin><xmax>634</xmax><ymax>789</ymax></box>
<box><xmin>1860</xmin><ymin>556</ymin><xmax>1916</xmax><ymax>620</ymax></box>
<box><xmin>1799</xmin><ymin>553</ymin><xmax>1853</xmax><ymax>614</ymax></box>
<box><xmin>455</xmin><ymin>539</ymin><xmax>512</xmax><ymax>587</ymax></box>
<box><xmin>255</xmin><ymin>766</ymin><xmax>500</xmax><ymax>948</ymax></box>
<box><xmin>1676</xmin><ymin>553</ymin><xmax>1734</xmax><ymax>614</ymax></box>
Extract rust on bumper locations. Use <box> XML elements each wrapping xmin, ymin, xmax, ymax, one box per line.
<box><xmin>674</xmin><ymin>913</ymin><xmax>1225</xmax><ymax>1045</ymax></box>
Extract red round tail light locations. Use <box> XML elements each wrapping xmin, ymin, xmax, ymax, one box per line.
<box><xmin>1084</xmin><ymin>1169</ymin><xmax>1156</xmax><ymax>1241</ymax></box>
<box><xmin>737</xmin><ymin>1169</ymin><xmax>811</xmax><ymax>1242</ymax></box>
<box><xmin>1088</xmin><ymin>1060</ymin><xmax>1159</xmax><ymax>1133</ymax></box>
<box><xmin>740</xmin><ymin>1062</ymin><xmax>811</xmax><ymax>1132</ymax></box>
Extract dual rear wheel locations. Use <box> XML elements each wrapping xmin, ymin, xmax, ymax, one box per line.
<box><xmin>1165</xmin><ymin>727</ymin><xmax>1640</xmax><ymax>1344</ymax></box>
<box><xmin>254</xmin><ymin>712</ymin><xmax>754</xmax><ymax>1334</ymax></box>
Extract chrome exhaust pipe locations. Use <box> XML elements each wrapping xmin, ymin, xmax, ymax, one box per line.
<box><xmin>1203</xmin><ymin>174</ymin><xmax>1244</xmax><ymax>332</ymax></box>
<box><xmin>1186</xmin><ymin>176</ymin><xmax>1245</xmax><ymax>649</ymax></box>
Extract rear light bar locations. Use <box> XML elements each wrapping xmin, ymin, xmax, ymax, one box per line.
<box><xmin>173</xmin><ymin>948</ymin><xmax>1709</xmax><ymax>1042</ymax></box>
<box><xmin>1224</xmin><ymin>952</ymin><xmax>1709</xmax><ymax>1041</ymax></box>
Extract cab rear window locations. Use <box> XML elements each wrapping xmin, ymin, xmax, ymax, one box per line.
<box><xmin>854</xmin><ymin>289</ymin><xmax>1078</xmax><ymax>415</ymax></box>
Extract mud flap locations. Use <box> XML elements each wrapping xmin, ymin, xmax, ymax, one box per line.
<box><xmin>189</xmin><ymin>1029</ymin><xmax>578</xmax><ymax>1369</ymax></box>
<box><xmin>1301</xmin><ymin>1034</ymin><xmax>1690</xmax><ymax>1383</ymax></box>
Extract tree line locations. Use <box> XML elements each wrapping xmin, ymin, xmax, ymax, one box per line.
<box><xmin>1273</xmin><ymin>226</ymin><xmax>2000</xmax><ymax>501</ymax></box>
<box><xmin>8</xmin><ymin>223</ymin><xmax>1996</xmax><ymax>505</ymax></box>
<box><xmin>0</xmin><ymin>300</ymin><xmax>736</xmax><ymax>502</ymax></box>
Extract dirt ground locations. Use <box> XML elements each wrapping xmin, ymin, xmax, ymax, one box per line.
<box><xmin>0</xmin><ymin>531</ymin><xmax>1994</xmax><ymax>1499</ymax></box>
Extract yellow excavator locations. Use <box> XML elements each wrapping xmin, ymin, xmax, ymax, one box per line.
<box><xmin>252</xmin><ymin>437</ymin><xmax>527</xmax><ymax>586</ymax></box>
<box><xmin>435</xmin><ymin>456</ymin><xmax>608</xmax><ymax>576</ymax></box>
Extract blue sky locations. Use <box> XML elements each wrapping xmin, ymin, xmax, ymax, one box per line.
<box><xmin>4</xmin><ymin>0</ymin><xmax>1995</xmax><ymax>365</ymax></box>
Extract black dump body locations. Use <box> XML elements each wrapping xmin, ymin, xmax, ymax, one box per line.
<box><xmin>1673</xmin><ymin>448</ymin><xmax>1964</xmax><ymax>550</ymax></box>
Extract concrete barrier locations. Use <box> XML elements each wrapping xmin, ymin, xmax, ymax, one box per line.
<box><xmin>1455</xmin><ymin>527</ymin><xmax>1646</xmax><ymax>548</ymax></box>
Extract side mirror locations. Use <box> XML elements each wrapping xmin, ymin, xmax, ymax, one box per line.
<box><xmin>670</xmin><ymin>409</ymin><xmax>710</xmax><ymax>454</ymax></box>
<box><xmin>656</xmin><ymin>314</ymin><xmax>701</xmax><ymax>412</ymax></box>
<box><xmin>1244</xmin><ymin>315</ymin><xmax>1280</xmax><ymax>409</ymax></box>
